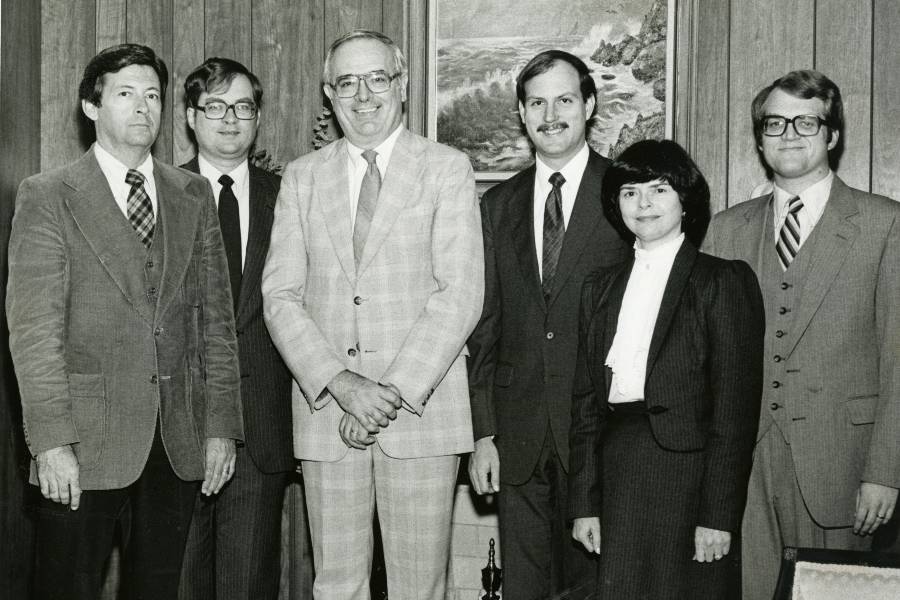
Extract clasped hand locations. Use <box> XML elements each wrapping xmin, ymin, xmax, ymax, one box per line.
<box><xmin>329</xmin><ymin>370</ymin><xmax>402</xmax><ymax>448</ymax></box>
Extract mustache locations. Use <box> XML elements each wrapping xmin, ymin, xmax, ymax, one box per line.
<box><xmin>537</xmin><ymin>121</ymin><xmax>569</xmax><ymax>133</ymax></box>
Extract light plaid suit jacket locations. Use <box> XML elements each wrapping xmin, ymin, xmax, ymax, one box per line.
<box><xmin>262</xmin><ymin>128</ymin><xmax>483</xmax><ymax>462</ymax></box>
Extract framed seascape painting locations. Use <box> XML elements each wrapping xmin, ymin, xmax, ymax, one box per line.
<box><xmin>427</xmin><ymin>0</ymin><xmax>674</xmax><ymax>181</ymax></box>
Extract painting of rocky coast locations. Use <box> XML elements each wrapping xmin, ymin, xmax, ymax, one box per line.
<box><xmin>430</xmin><ymin>0</ymin><xmax>670</xmax><ymax>177</ymax></box>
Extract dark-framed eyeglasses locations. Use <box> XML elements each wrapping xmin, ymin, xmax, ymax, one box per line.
<box><xmin>330</xmin><ymin>70</ymin><xmax>398</xmax><ymax>98</ymax></box>
<box><xmin>195</xmin><ymin>101</ymin><xmax>258</xmax><ymax>120</ymax></box>
<box><xmin>762</xmin><ymin>114</ymin><xmax>827</xmax><ymax>137</ymax></box>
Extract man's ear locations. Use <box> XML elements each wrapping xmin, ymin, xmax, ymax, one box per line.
<box><xmin>186</xmin><ymin>106</ymin><xmax>196</xmax><ymax>131</ymax></box>
<box><xmin>826</xmin><ymin>129</ymin><xmax>839</xmax><ymax>151</ymax></box>
<box><xmin>399</xmin><ymin>74</ymin><xmax>409</xmax><ymax>103</ymax></box>
<box><xmin>584</xmin><ymin>94</ymin><xmax>596</xmax><ymax>121</ymax></box>
<box><xmin>323</xmin><ymin>84</ymin><xmax>333</xmax><ymax>103</ymax></box>
<box><xmin>82</xmin><ymin>99</ymin><xmax>99</xmax><ymax>122</ymax></box>
<box><xmin>518</xmin><ymin>101</ymin><xmax>525</xmax><ymax>124</ymax></box>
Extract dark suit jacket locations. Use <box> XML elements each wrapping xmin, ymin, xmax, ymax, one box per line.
<box><xmin>568</xmin><ymin>241</ymin><xmax>764</xmax><ymax>532</ymax></box>
<box><xmin>183</xmin><ymin>158</ymin><xmax>293</xmax><ymax>473</ymax></box>
<box><xmin>6</xmin><ymin>149</ymin><xmax>243</xmax><ymax>489</ymax></box>
<box><xmin>468</xmin><ymin>150</ymin><xmax>629</xmax><ymax>485</ymax></box>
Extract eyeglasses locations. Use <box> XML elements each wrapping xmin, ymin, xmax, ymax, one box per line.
<box><xmin>195</xmin><ymin>101</ymin><xmax>258</xmax><ymax>120</ymax></box>
<box><xmin>762</xmin><ymin>114</ymin><xmax>827</xmax><ymax>137</ymax></box>
<box><xmin>330</xmin><ymin>70</ymin><xmax>398</xmax><ymax>98</ymax></box>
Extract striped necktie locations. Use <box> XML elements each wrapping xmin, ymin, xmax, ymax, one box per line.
<box><xmin>125</xmin><ymin>169</ymin><xmax>155</xmax><ymax>248</ymax></box>
<box><xmin>776</xmin><ymin>195</ymin><xmax>803</xmax><ymax>270</ymax></box>
<box><xmin>353</xmin><ymin>149</ymin><xmax>381</xmax><ymax>267</ymax></box>
<box><xmin>542</xmin><ymin>171</ymin><xmax>566</xmax><ymax>298</ymax></box>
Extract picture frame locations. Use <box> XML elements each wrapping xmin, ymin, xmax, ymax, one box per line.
<box><xmin>426</xmin><ymin>0</ymin><xmax>675</xmax><ymax>183</ymax></box>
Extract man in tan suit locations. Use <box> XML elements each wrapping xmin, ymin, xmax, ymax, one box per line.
<box><xmin>703</xmin><ymin>69</ymin><xmax>900</xmax><ymax>600</ymax></box>
<box><xmin>262</xmin><ymin>30</ymin><xmax>483</xmax><ymax>599</ymax></box>
<box><xmin>6</xmin><ymin>44</ymin><xmax>242</xmax><ymax>600</ymax></box>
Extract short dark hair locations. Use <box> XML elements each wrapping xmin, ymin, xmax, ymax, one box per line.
<box><xmin>78</xmin><ymin>44</ymin><xmax>168</xmax><ymax>107</ymax></box>
<box><xmin>516</xmin><ymin>50</ymin><xmax>596</xmax><ymax>114</ymax></box>
<box><xmin>751</xmin><ymin>69</ymin><xmax>844</xmax><ymax>151</ymax></box>
<box><xmin>601</xmin><ymin>139</ymin><xmax>710</xmax><ymax>247</ymax></box>
<box><xmin>184</xmin><ymin>57</ymin><xmax>263</xmax><ymax>108</ymax></box>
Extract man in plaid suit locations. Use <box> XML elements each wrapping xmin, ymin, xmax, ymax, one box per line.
<box><xmin>262</xmin><ymin>29</ymin><xmax>483</xmax><ymax>599</ymax></box>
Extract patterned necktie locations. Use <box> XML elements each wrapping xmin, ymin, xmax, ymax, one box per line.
<box><xmin>218</xmin><ymin>174</ymin><xmax>242</xmax><ymax>305</ymax></box>
<box><xmin>776</xmin><ymin>195</ymin><xmax>804</xmax><ymax>270</ymax></box>
<box><xmin>125</xmin><ymin>169</ymin><xmax>155</xmax><ymax>248</ymax></box>
<box><xmin>542</xmin><ymin>172</ymin><xmax>566</xmax><ymax>297</ymax></box>
<box><xmin>353</xmin><ymin>149</ymin><xmax>381</xmax><ymax>267</ymax></box>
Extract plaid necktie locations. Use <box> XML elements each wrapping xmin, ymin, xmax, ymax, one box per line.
<box><xmin>776</xmin><ymin>195</ymin><xmax>804</xmax><ymax>270</ymax></box>
<box><xmin>218</xmin><ymin>174</ymin><xmax>242</xmax><ymax>306</ymax></box>
<box><xmin>125</xmin><ymin>169</ymin><xmax>154</xmax><ymax>248</ymax></box>
<box><xmin>542</xmin><ymin>172</ymin><xmax>566</xmax><ymax>297</ymax></box>
<box><xmin>353</xmin><ymin>149</ymin><xmax>381</xmax><ymax>267</ymax></box>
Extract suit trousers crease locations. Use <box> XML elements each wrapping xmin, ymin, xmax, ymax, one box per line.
<box><xmin>741</xmin><ymin>424</ymin><xmax>868</xmax><ymax>600</ymax></box>
<box><xmin>498</xmin><ymin>428</ymin><xmax>597</xmax><ymax>600</ymax></box>
<box><xmin>302</xmin><ymin>444</ymin><xmax>458</xmax><ymax>600</ymax></box>
<box><xmin>179</xmin><ymin>446</ymin><xmax>289</xmax><ymax>600</ymax></box>
<box><xmin>33</xmin><ymin>425</ymin><xmax>196</xmax><ymax>600</ymax></box>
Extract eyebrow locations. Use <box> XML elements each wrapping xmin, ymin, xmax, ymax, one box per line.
<box><xmin>204</xmin><ymin>95</ymin><xmax>255</xmax><ymax>103</ymax></box>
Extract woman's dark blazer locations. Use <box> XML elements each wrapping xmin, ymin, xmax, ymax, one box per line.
<box><xmin>568</xmin><ymin>240</ymin><xmax>765</xmax><ymax>534</ymax></box>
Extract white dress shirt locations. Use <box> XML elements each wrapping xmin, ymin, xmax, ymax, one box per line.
<box><xmin>533</xmin><ymin>143</ymin><xmax>589</xmax><ymax>279</ymax></box>
<box><xmin>198</xmin><ymin>154</ymin><xmax>250</xmax><ymax>269</ymax></box>
<box><xmin>93</xmin><ymin>142</ymin><xmax>158</xmax><ymax>218</ymax></box>
<box><xmin>772</xmin><ymin>170</ymin><xmax>833</xmax><ymax>248</ymax></box>
<box><xmin>345</xmin><ymin>125</ymin><xmax>403</xmax><ymax>230</ymax></box>
<box><xmin>606</xmin><ymin>233</ymin><xmax>685</xmax><ymax>403</ymax></box>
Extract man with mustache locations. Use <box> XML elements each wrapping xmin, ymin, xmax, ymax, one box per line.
<box><xmin>467</xmin><ymin>49</ymin><xmax>629</xmax><ymax>599</ymax></box>
<box><xmin>6</xmin><ymin>43</ymin><xmax>242</xmax><ymax>599</ymax></box>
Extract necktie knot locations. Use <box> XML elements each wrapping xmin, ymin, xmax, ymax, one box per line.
<box><xmin>219</xmin><ymin>174</ymin><xmax>234</xmax><ymax>188</ymax></box>
<box><xmin>362</xmin><ymin>149</ymin><xmax>378</xmax><ymax>168</ymax></box>
<box><xmin>787</xmin><ymin>195</ymin><xmax>803</xmax><ymax>214</ymax></box>
<box><xmin>549</xmin><ymin>171</ymin><xmax>565</xmax><ymax>189</ymax></box>
<box><xmin>125</xmin><ymin>169</ymin><xmax>145</xmax><ymax>188</ymax></box>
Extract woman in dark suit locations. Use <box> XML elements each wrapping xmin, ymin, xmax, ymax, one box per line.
<box><xmin>567</xmin><ymin>139</ymin><xmax>765</xmax><ymax>599</ymax></box>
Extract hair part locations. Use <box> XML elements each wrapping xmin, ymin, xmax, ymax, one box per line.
<box><xmin>601</xmin><ymin>139</ymin><xmax>711</xmax><ymax>247</ymax></box>
<box><xmin>323</xmin><ymin>29</ymin><xmax>408</xmax><ymax>85</ymax></box>
<box><xmin>184</xmin><ymin>57</ymin><xmax>263</xmax><ymax>109</ymax></box>
<box><xmin>516</xmin><ymin>49</ymin><xmax>597</xmax><ymax>116</ymax></box>
<box><xmin>79</xmin><ymin>43</ymin><xmax>169</xmax><ymax>107</ymax></box>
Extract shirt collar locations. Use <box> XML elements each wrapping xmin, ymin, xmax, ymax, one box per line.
<box><xmin>773</xmin><ymin>170</ymin><xmax>833</xmax><ymax>220</ymax></box>
<box><xmin>197</xmin><ymin>153</ymin><xmax>250</xmax><ymax>189</ymax></box>
<box><xmin>535</xmin><ymin>142</ymin><xmax>589</xmax><ymax>186</ymax></box>
<box><xmin>634</xmin><ymin>232</ymin><xmax>685</xmax><ymax>264</ymax></box>
<box><xmin>345</xmin><ymin>124</ymin><xmax>404</xmax><ymax>172</ymax></box>
<box><xmin>93</xmin><ymin>142</ymin><xmax>154</xmax><ymax>185</ymax></box>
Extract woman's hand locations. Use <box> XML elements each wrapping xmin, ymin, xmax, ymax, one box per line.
<box><xmin>572</xmin><ymin>517</ymin><xmax>601</xmax><ymax>554</ymax></box>
<box><xmin>693</xmin><ymin>526</ymin><xmax>731</xmax><ymax>562</ymax></box>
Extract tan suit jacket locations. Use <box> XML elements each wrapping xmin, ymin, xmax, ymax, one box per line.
<box><xmin>6</xmin><ymin>149</ymin><xmax>243</xmax><ymax>489</ymax></box>
<box><xmin>262</xmin><ymin>128</ymin><xmax>483</xmax><ymax>461</ymax></box>
<box><xmin>703</xmin><ymin>176</ymin><xmax>900</xmax><ymax>526</ymax></box>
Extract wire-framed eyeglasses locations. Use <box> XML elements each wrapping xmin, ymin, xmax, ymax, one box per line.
<box><xmin>330</xmin><ymin>70</ymin><xmax>399</xmax><ymax>98</ymax></box>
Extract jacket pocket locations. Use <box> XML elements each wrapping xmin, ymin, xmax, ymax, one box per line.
<box><xmin>494</xmin><ymin>363</ymin><xmax>514</xmax><ymax>388</ymax></box>
<box><xmin>845</xmin><ymin>394</ymin><xmax>878</xmax><ymax>425</ymax></box>
<box><xmin>68</xmin><ymin>373</ymin><xmax>107</xmax><ymax>468</ymax></box>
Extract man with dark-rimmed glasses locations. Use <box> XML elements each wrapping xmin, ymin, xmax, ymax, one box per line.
<box><xmin>703</xmin><ymin>69</ymin><xmax>900</xmax><ymax>600</ymax></box>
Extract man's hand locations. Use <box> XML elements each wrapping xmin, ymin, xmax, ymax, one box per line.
<box><xmin>693</xmin><ymin>526</ymin><xmax>731</xmax><ymax>562</ymax></box>
<box><xmin>468</xmin><ymin>437</ymin><xmax>500</xmax><ymax>494</ymax></box>
<box><xmin>854</xmin><ymin>482</ymin><xmax>899</xmax><ymax>535</ymax></box>
<box><xmin>327</xmin><ymin>370</ymin><xmax>401</xmax><ymax>433</ymax></box>
<box><xmin>339</xmin><ymin>413</ymin><xmax>377</xmax><ymax>449</ymax></box>
<box><xmin>202</xmin><ymin>437</ymin><xmax>236</xmax><ymax>496</ymax></box>
<box><xmin>572</xmin><ymin>516</ymin><xmax>601</xmax><ymax>554</ymax></box>
<box><xmin>36</xmin><ymin>445</ymin><xmax>81</xmax><ymax>510</ymax></box>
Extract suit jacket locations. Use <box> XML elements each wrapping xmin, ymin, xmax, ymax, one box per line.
<box><xmin>467</xmin><ymin>150</ymin><xmax>629</xmax><ymax>485</ymax></box>
<box><xmin>182</xmin><ymin>158</ymin><xmax>293</xmax><ymax>473</ymax></box>
<box><xmin>568</xmin><ymin>241</ymin><xmax>765</xmax><ymax>533</ymax></box>
<box><xmin>262</xmin><ymin>128</ymin><xmax>484</xmax><ymax>462</ymax></box>
<box><xmin>6</xmin><ymin>148</ymin><xmax>243</xmax><ymax>490</ymax></box>
<box><xmin>702</xmin><ymin>176</ymin><xmax>900</xmax><ymax>526</ymax></box>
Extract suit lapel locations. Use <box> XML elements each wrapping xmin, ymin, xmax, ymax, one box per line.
<box><xmin>646</xmin><ymin>241</ymin><xmax>697</xmax><ymax>378</ymax></box>
<box><xmin>237</xmin><ymin>166</ymin><xmax>276</xmax><ymax>324</ymax></box>
<box><xmin>785</xmin><ymin>178</ymin><xmax>859</xmax><ymax>357</ymax></box>
<box><xmin>156</xmin><ymin>161</ymin><xmax>200</xmax><ymax>321</ymax></box>
<box><xmin>508</xmin><ymin>167</ymin><xmax>545</xmax><ymax>310</ymax></box>
<box><xmin>733</xmin><ymin>195</ymin><xmax>771</xmax><ymax>274</ymax></box>
<box><xmin>545</xmin><ymin>152</ymin><xmax>606</xmax><ymax>308</ymax></box>
<box><xmin>63</xmin><ymin>151</ymin><xmax>156</xmax><ymax>325</ymax></box>
<box><xmin>602</xmin><ymin>262</ymin><xmax>631</xmax><ymax>396</ymax></box>
<box><xmin>314</xmin><ymin>140</ymin><xmax>356</xmax><ymax>283</ymax></box>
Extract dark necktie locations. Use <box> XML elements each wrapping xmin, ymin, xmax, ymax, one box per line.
<box><xmin>353</xmin><ymin>149</ymin><xmax>381</xmax><ymax>267</ymax></box>
<box><xmin>218</xmin><ymin>174</ymin><xmax>242</xmax><ymax>304</ymax></box>
<box><xmin>776</xmin><ymin>195</ymin><xmax>804</xmax><ymax>270</ymax></box>
<box><xmin>542</xmin><ymin>172</ymin><xmax>566</xmax><ymax>297</ymax></box>
<box><xmin>125</xmin><ymin>169</ymin><xmax>155</xmax><ymax>248</ymax></box>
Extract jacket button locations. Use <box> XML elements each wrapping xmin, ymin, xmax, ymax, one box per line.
<box><xmin>150</xmin><ymin>375</ymin><xmax>158</xmax><ymax>384</ymax></box>
<box><xmin>773</xmin><ymin>355</ymin><xmax>782</xmax><ymax>362</ymax></box>
<box><xmin>353</xmin><ymin>296</ymin><xmax>363</xmax><ymax>305</ymax></box>
<box><xmin>546</xmin><ymin>331</ymin><xmax>554</xmax><ymax>340</ymax></box>
<box><xmin>778</xmin><ymin>307</ymin><xmax>790</xmax><ymax>315</ymax></box>
<box><xmin>347</xmin><ymin>348</ymin><xmax>357</xmax><ymax>357</ymax></box>
<box><xmin>775</xmin><ymin>330</ymin><xmax>785</xmax><ymax>338</ymax></box>
<box><xmin>146</xmin><ymin>260</ymin><xmax>154</xmax><ymax>268</ymax></box>
<box><xmin>780</xmin><ymin>282</ymin><xmax>791</xmax><ymax>290</ymax></box>
<box><xmin>772</xmin><ymin>381</ymin><xmax>781</xmax><ymax>388</ymax></box>
<box><xmin>770</xmin><ymin>402</ymin><xmax>781</xmax><ymax>410</ymax></box>
<box><xmin>154</xmin><ymin>327</ymin><xmax>163</xmax><ymax>336</ymax></box>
